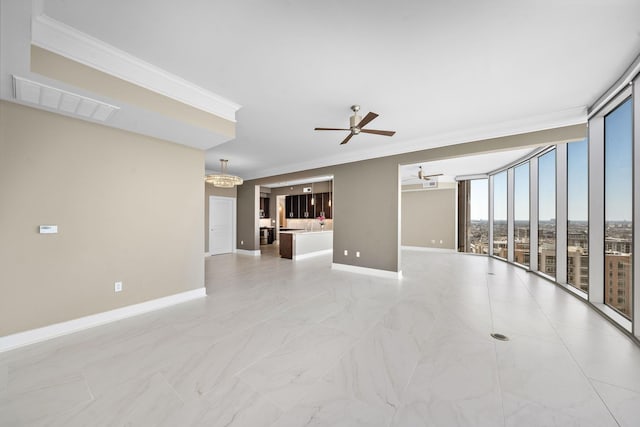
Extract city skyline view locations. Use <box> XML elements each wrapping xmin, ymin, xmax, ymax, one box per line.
<box><xmin>461</xmin><ymin>114</ymin><xmax>632</xmax><ymax>318</ymax></box>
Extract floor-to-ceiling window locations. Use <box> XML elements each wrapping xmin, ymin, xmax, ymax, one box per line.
<box><xmin>469</xmin><ymin>179</ymin><xmax>489</xmax><ymax>254</ymax></box>
<box><xmin>514</xmin><ymin>162</ymin><xmax>530</xmax><ymax>266</ymax></box>
<box><xmin>493</xmin><ymin>171</ymin><xmax>508</xmax><ymax>258</ymax></box>
<box><xmin>538</xmin><ymin>149</ymin><xmax>556</xmax><ymax>278</ymax></box>
<box><xmin>604</xmin><ymin>98</ymin><xmax>633</xmax><ymax>319</ymax></box>
<box><xmin>567</xmin><ymin>139</ymin><xmax>589</xmax><ymax>292</ymax></box>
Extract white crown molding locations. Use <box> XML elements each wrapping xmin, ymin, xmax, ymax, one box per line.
<box><xmin>31</xmin><ymin>14</ymin><xmax>241</xmax><ymax>122</ymax></box>
<box><xmin>401</xmin><ymin>246</ymin><xmax>456</xmax><ymax>253</ymax></box>
<box><xmin>331</xmin><ymin>263</ymin><xmax>402</xmax><ymax>279</ymax></box>
<box><xmin>240</xmin><ymin>106</ymin><xmax>587</xmax><ymax>181</ymax></box>
<box><xmin>0</xmin><ymin>287</ymin><xmax>206</xmax><ymax>353</ymax></box>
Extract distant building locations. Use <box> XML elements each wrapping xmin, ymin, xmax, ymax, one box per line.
<box><xmin>538</xmin><ymin>244</ymin><xmax>556</xmax><ymax>276</ymax></box>
<box><xmin>468</xmin><ymin>220</ymin><xmax>631</xmax><ymax>318</ymax></box>
<box><xmin>605</xmin><ymin>237</ymin><xmax>632</xmax><ymax>254</ymax></box>
<box><xmin>567</xmin><ymin>246</ymin><xmax>589</xmax><ymax>292</ymax></box>
<box><xmin>604</xmin><ymin>252</ymin><xmax>632</xmax><ymax>316</ymax></box>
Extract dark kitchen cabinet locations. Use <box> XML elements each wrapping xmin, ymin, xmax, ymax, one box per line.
<box><xmin>286</xmin><ymin>195</ymin><xmax>300</xmax><ymax>218</ymax></box>
<box><xmin>284</xmin><ymin>192</ymin><xmax>332</xmax><ymax>219</ymax></box>
<box><xmin>301</xmin><ymin>194</ymin><xmax>312</xmax><ymax>218</ymax></box>
<box><xmin>280</xmin><ymin>232</ymin><xmax>293</xmax><ymax>258</ymax></box>
<box><xmin>259</xmin><ymin>197</ymin><xmax>270</xmax><ymax>218</ymax></box>
<box><xmin>315</xmin><ymin>192</ymin><xmax>332</xmax><ymax>219</ymax></box>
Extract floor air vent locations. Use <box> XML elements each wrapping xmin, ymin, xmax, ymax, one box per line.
<box><xmin>490</xmin><ymin>333</ymin><xmax>509</xmax><ymax>341</ymax></box>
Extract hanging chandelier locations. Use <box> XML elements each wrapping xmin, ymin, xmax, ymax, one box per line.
<box><xmin>205</xmin><ymin>159</ymin><xmax>243</xmax><ymax>188</ymax></box>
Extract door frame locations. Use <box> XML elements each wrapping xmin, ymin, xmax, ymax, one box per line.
<box><xmin>209</xmin><ymin>195</ymin><xmax>237</xmax><ymax>255</ymax></box>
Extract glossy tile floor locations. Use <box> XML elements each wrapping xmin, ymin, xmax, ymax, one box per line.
<box><xmin>2</xmin><ymin>248</ymin><xmax>640</xmax><ymax>426</ymax></box>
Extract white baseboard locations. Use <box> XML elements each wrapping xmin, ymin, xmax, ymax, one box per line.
<box><xmin>236</xmin><ymin>249</ymin><xmax>261</xmax><ymax>256</ymax></box>
<box><xmin>331</xmin><ymin>263</ymin><xmax>403</xmax><ymax>279</ymax></box>
<box><xmin>402</xmin><ymin>246</ymin><xmax>455</xmax><ymax>252</ymax></box>
<box><xmin>0</xmin><ymin>287</ymin><xmax>206</xmax><ymax>353</ymax></box>
<box><xmin>294</xmin><ymin>249</ymin><xmax>333</xmax><ymax>260</ymax></box>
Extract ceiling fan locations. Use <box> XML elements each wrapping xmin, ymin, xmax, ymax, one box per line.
<box><xmin>315</xmin><ymin>105</ymin><xmax>396</xmax><ymax>145</ymax></box>
<box><xmin>417</xmin><ymin>166</ymin><xmax>442</xmax><ymax>181</ymax></box>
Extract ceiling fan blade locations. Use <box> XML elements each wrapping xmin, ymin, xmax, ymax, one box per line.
<box><xmin>315</xmin><ymin>127</ymin><xmax>350</xmax><ymax>131</ymax></box>
<box><xmin>423</xmin><ymin>173</ymin><xmax>443</xmax><ymax>178</ymax></box>
<box><xmin>339</xmin><ymin>133</ymin><xmax>354</xmax><ymax>145</ymax></box>
<box><xmin>360</xmin><ymin>129</ymin><xmax>396</xmax><ymax>136</ymax></box>
<box><xmin>356</xmin><ymin>112</ymin><xmax>378</xmax><ymax>129</ymax></box>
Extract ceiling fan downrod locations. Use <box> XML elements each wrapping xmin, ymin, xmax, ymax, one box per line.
<box><xmin>349</xmin><ymin>105</ymin><xmax>362</xmax><ymax>134</ymax></box>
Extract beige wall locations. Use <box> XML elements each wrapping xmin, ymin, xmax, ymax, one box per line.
<box><xmin>401</xmin><ymin>188</ymin><xmax>456</xmax><ymax>249</ymax></box>
<box><xmin>0</xmin><ymin>101</ymin><xmax>204</xmax><ymax>336</ymax></box>
<box><xmin>236</xmin><ymin>124</ymin><xmax>586</xmax><ymax>273</ymax></box>
<box><xmin>237</xmin><ymin>184</ymin><xmax>260</xmax><ymax>250</ymax></box>
<box><xmin>204</xmin><ymin>183</ymin><xmax>236</xmax><ymax>252</ymax></box>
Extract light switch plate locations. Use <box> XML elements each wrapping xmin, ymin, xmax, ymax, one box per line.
<box><xmin>39</xmin><ymin>225</ymin><xmax>58</xmax><ymax>234</ymax></box>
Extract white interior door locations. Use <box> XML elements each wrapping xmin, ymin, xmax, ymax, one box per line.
<box><xmin>209</xmin><ymin>196</ymin><xmax>235</xmax><ymax>255</ymax></box>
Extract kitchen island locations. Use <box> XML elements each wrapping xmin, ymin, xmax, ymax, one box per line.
<box><xmin>279</xmin><ymin>230</ymin><xmax>333</xmax><ymax>260</ymax></box>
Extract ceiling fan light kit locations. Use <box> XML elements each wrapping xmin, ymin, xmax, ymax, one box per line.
<box><xmin>315</xmin><ymin>104</ymin><xmax>396</xmax><ymax>145</ymax></box>
<box><xmin>205</xmin><ymin>159</ymin><xmax>243</xmax><ymax>188</ymax></box>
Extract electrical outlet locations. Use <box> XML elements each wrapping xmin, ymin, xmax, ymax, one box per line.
<box><xmin>439</xmin><ymin>240</ymin><xmax>443</xmax><ymax>244</ymax></box>
<box><xmin>114</xmin><ymin>281</ymin><xmax>123</xmax><ymax>292</ymax></box>
<box><xmin>344</xmin><ymin>250</ymin><xmax>348</xmax><ymax>256</ymax></box>
<box><xmin>356</xmin><ymin>251</ymin><xmax>360</xmax><ymax>258</ymax></box>
<box><xmin>241</xmin><ymin>240</ymin><xmax>244</xmax><ymax>245</ymax></box>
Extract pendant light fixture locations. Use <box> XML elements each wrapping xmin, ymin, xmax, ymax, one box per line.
<box><xmin>310</xmin><ymin>182</ymin><xmax>315</xmax><ymax>206</ymax></box>
<box><xmin>205</xmin><ymin>159</ymin><xmax>243</xmax><ymax>188</ymax></box>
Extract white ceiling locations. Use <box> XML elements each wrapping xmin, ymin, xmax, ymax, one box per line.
<box><xmin>3</xmin><ymin>1</ymin><xmax>640</xmax><ymax>179</ymax></box>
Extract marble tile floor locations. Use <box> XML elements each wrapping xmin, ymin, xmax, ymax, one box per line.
<box><xmin>2</xmin><ymin>248</ymin><xmax>640</xmax><ymax>426</ymax></box>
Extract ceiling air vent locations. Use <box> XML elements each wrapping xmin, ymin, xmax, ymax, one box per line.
<box><xmin>12</xmin><ymin>75</ymin><xmax>119</xmax><ymax>122</ymax></box>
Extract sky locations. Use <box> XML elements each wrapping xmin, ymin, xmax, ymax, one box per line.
<box><xmin>470</xmin><ymin>138</ymin><xmax>590</xmax><ymax>222</ymax></box>
<box><xmin>538</xmin><ymin>149</ymin><xmax>556</xmax><ymax>221</ymax></box>
<box><xmin>469</xmin><ymin>99</ymin><xmax>630</xmax><ymax>224</ymax></box>
<box><xmin>514</xmin><ymin>162</ymin><xmax>529</xmax><ymax>221</ymax></box>
<box><xmin>605</xmin><ymin>98</ymin><xmax>633</xmax><ymax>222</ymax></box>
<box><xmin>493</xmin><ymin>171</ymin><xmax>507</xmax><ymax>220</ymax></box>
<box><xmin>470</xmin><ymin>179</ymin><xmax>488</xmax><ymax>220</ymax></box>
<box><xmin>567</xmin><ymin>139</ymin><xmax>588</xmax><ymax>221</ymax></box>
